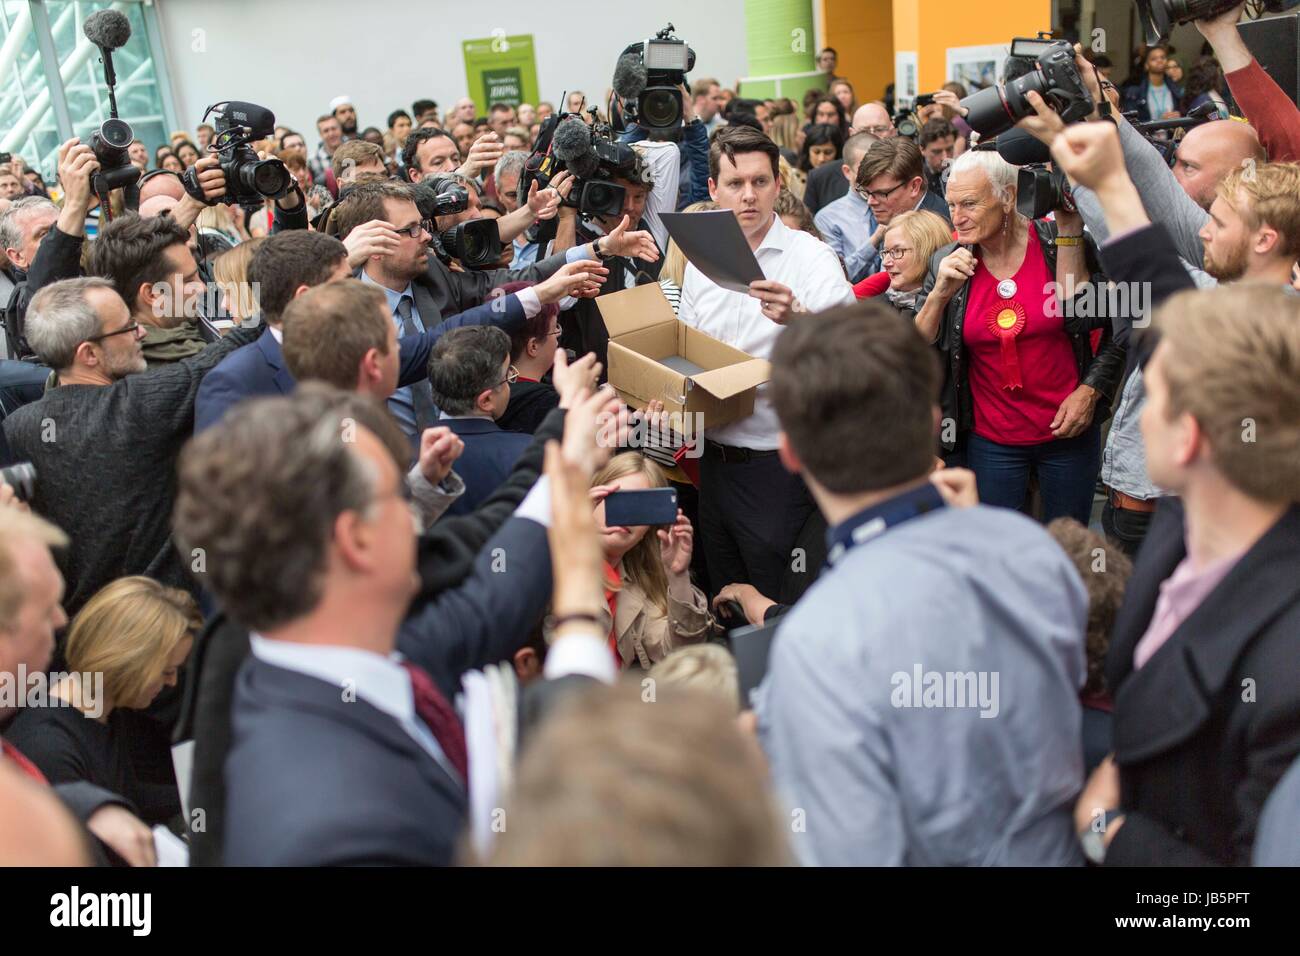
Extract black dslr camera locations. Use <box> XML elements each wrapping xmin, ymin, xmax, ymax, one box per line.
<box><xmin>1135</xmin><ymin>0</ymin><xmax>1300</xmax><ymax>44</ymax></box>
<box><xmin>412</xmin><ymin>176</ymin><xmax>503</xmax><ymax>270</ymax></box>
<box><xmin>961</xmin><ymin>35</ymin><xmax>1094</xmax><ymax>139</ymax></box>
<box><xmin>183</xmin><ymin>101</ymin><xmax>292</xmax><ymax>209</ymax></box>
<box><xmin>615</xmin><ymin>23</ymin><xmax>696</xmax><ymax>129</ymax></box>
<box><xmin>89</xmin><ymin>117</ymin><xmax>140</xmax><ymax>198</ymax></box>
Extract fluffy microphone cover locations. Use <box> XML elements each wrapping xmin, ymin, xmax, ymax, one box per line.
<box><xmin>82</xmin><ymin>9</ymin><xmax>132</xmax><ymax>50</ymax></box>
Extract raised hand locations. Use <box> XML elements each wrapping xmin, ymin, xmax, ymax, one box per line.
<box><xmin>602</xmin><ymin>214</ymin><xmax>661</xmax><ymax>262</ymax></box>
<box><xmin>343</xmin><ymin>219</ymin><xmax>403</xmax><ymax>268</ymax></box>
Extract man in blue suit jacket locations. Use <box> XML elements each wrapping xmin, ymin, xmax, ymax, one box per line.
<box><xmin>195</xmin><ymin>230</ymin><xmax>534</xmax><ymax>432</ymax></box>
<box><xmin>175</xmin><ymin>386</ymin><xmax>558</xmax><ymax>865</ymax></box>
<box><xmin>427</xmin><ymin>326</ymin><xmax>533</xmax><ymax>516</ymax></box>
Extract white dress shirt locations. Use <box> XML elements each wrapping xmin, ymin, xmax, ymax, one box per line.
<box><xmin>677</xmin><ymin>213</ymin><xmax>856</xmax><ymax>449</ymax></box>
<box><xmin>631</xmin><ymin>140</ymin><xmax>681</xmax><ymax>253</ymax></box>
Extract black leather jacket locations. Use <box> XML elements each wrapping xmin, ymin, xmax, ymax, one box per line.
<box><xmin>921</xmin><ymin>219</ymin><xmax>1126</xmax><ymax>450</ymax></box>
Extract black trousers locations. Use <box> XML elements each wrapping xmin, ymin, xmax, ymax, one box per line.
<box><xmin>1102</xmin><ymin>500</ymin><xmax>1154</xmax><ymax>558</ymax></box>
<box><xmin>699</xmin><ymin>442</ymin><xmax>816</xmax><ymax>602</ymax></box>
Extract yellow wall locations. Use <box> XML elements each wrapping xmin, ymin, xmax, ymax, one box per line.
<box><xmin>905</xmin><ymin>0</ymin><xmax>1052</xmax><ymax>92</ymax></box>
<box><xmin>823</xmin><ymin>0</ymin><xmax>894</xmax><ymax>105</ymax></box>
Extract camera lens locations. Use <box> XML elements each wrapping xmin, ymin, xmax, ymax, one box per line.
<box><xmin>639</xmin><ymin>87</ymin><xmax>681</xmax><ymax>128</ymax></box>
<box><xmin>961</xmin><ymin>85</ymin><xmax>1018</xmax><ymax>139</ymax></box>
<box><xmin>244</xmin><ymin>159</ymin><xmax>291</xmax><ymax>198</ymax></box>
<box><xmin>100</xmin><ymin>118</ymin><xmax>133</xmax><ymax>150</ymax></box>
<box><xmin>1001</xmin><ymin>69</ymin><xmax>1049</xmax><ymax>126</ymax></box>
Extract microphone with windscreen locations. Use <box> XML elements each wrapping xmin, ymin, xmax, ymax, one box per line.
<box><xmin>82</xmin><ymin>9</ymin><xmax>140</xmax><ymax>208</ymax></box>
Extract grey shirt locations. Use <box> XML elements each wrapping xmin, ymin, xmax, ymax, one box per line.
<box><xmin>1071</xmin><ymin>119</ymin><xmax>1212</xmax><ymax>282</ymax></box>
<box><xmin>758</xmin><ymin>504</ymin><xmax>1088</xmax><ymax>866</ymax></box>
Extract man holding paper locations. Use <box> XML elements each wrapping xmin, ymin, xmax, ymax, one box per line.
<box><xmin>677</xmin><ymin>126</ymin><xmax>855</xmax><ymax>599</ymax></box>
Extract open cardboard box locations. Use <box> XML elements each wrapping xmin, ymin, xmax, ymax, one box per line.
<box><xmin>597</xmin><ymin>283</ymin><xmax>770</xmax><ymax>432</ymax></box>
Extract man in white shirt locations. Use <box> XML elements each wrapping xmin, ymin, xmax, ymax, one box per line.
<box><xmin>678</xmin><ymin>126</ymin><xmax>855</xmax><ymax>598</ymax></box>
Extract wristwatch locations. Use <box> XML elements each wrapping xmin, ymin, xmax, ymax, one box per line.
<box><xmin>591</xmin><ymin>236</ymin><xmax>615</xmax><ymax>260</ymax></box>
<box><xmin>1054</xmin><ymin>235</ymin><xmax>1084</xmax><ymax>246</ymax></box>
<box><xmin>1079</xmin><ymin>809</ymin><xmax>1125</xmax><ymax>864</ymax></box>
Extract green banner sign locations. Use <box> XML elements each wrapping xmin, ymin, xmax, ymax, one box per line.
<box><xmin>462</xmin><ymin>33</ymin><xmax>539</xmax><ymax>113</ymax></box>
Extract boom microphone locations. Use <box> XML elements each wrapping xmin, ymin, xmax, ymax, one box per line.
<box><xmin>613</xmin><ymin>52</ymin><xmax>648</xmax><ymax>101</ymax></box>
<box><xmin>551</xmin><ymin>117</ymin><xmax>599</xmax><ymax>178</ymax></box>
<box><xmin>212</xmin><ymin>101</ymin><xmax>278</xmax><ymax>137</ymax></box>
<box><xmin>82</xmin><ymin>9</ymin><xmax>132</xmax><ymax>51</ymax></box>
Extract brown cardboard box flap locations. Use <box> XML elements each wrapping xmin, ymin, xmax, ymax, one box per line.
<box><xmin>595</xmin><ymin>282</ymin><xmax>677</xmax><ymax>338</ymax></box>
<box><xmin>689</xmin><ymin>359</ymin><xmax>771</xmax><ymax>399</ymax></box>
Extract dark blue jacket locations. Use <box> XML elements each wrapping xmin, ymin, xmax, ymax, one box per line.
<box><xmin>222</xmin><ymin>510</ymin><xmax>552</xmax><ymax>866</ymax></box>
<box><xmin>1121</xmin><ymin>77</ymin><xmax>1183</xmax><ymax>124</ymax></box>
<box><xmin>223</xmin><ymin>658</ymin><xmax>467</xmax><ymax>866</ymax></box>
<box><xmin>194</xmin><ymin>293</ymin><xmax>526</xmax><ymax>431</ymax></box>
<box><xmin>443</xmin><ymin>417</ymin><xmax>532</xmax><ymax>517</ymax></box>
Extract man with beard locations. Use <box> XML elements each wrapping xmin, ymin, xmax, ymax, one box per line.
<box><xmin>1036</xmin><ymin>105</ymin><xmax>1299</xmax><ymax>557</ymax></box>
<box><xmin>330</xmin><ymin>95</ymin><xmax>359</xmax><ymax>141</ymax></box>
<box><xmin>1198</xmin><ymin>163</ymin><xmax>1300</xmax><ymax>286</ymax></box>
<box><xmin>2</xmin><ymin>278</ymin><xmax>259</xmax><ymax>618</ymax></box>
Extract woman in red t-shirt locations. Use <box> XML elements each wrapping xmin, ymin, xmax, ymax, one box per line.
<box><xmin>916</xmin><ymin>150</ymin><xmax>1123</xmax><ymax>524</ymax></box>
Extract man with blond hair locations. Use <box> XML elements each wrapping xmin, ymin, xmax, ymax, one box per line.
<box><xmin>1199</xmin><ymin>161</ymin><xmax>1300</xmax><ymax>286</ymax></box>
<box><xmin>1071</xmin><ymin>284</ymin><xmax>1300</xmax><ymax>866</ymax></box>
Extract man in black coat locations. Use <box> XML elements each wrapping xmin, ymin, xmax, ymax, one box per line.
<box><xmin>1049</xmin><ymin>121</ymin><xmax>1300</xmax><ymax>865</ymax></box>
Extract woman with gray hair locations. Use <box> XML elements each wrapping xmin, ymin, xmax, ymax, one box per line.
<box><xmin>916</xmin><ymin>148</ymin><xmax>1125</xmax><ymax>524</ymax></box>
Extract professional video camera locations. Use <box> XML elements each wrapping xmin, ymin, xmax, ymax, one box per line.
<box><xmin>82</xmin><ymin>9</ymin><xmax>141</xmax><ymax>209</ymax></box>
<box><xmin>992</xmin><ymin>128</ymin><xmax>1075</xmax><ymax>221</ymax></box>
<box><xmin>611</xmin><ymin>23</ymin><xmax>696</xmax><ymax>129</ymax></box>
<box><xmin>961</xmin><ymin>34</ymin><xmax>1094</xmax><ymax>139</ymax></box>
<box><xmin>1135</xmin><ymin>0</ymin><xmax>1300</xmax><ymax>44</ymax></box>
<box><xmin>412</xmin><ymin>176</ymin><xmax>504</xmax><ymax>269</ymax></box>
<box><xmin>521</xmin><ymin>106</ymin><xmax>642</xmax><ymax>227</ymax></box>
<box><xmin>182</xmin><ymin>101</ymin><xmax>292</xmax><ymax>210</ymax></box>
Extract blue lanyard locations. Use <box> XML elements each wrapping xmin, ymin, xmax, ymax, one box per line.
<box><xmin>825</xmin><ymin>483</ymin><xmax>947</xmax><ymax>566</ymax></box>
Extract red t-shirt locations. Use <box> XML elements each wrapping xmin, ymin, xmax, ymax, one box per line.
<box><xmin>963</xmin><ymin>231</ymin><xmax>1079</xmax><ymax>445</ymax></box>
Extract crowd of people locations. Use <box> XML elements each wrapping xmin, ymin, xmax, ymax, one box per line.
<box><xmin>1</xmin><ymin>3</ymin><xmax>1299</xmax><ymax>868</ymax></box>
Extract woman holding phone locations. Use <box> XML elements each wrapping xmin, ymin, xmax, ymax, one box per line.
<box><xmin>589</xmin><ymin>450</ymin><xmax>713</xmax><ymax>670</ymax></box>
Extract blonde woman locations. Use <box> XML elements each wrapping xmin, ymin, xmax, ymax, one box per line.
<box><xmin>872</xmin><ymin>209</ymin><xmax>954</xmax><ymax>314</ymax></box>
<box><xmin>659</xmin><ymin>200</ymin><xmax>717</xmax><ymax>314</ymax></box>
<box><xmin>3</xmin><ymin>577</ymin><xmax>200</xmax><ymax>825</ymax></box>
<box><xmin>649</xmin><ymin>644</ymin><xmax>740</xmax><ymax>712</ymax></box>
<box><xmin>212</xmin><ymin>236</ymin><xmax>265</xmax><ymax>325</ymax></box>
<box><xmin>590</xmin><ymin>452</ymin><xmax>712</xmax><ymax>670</ymax></box>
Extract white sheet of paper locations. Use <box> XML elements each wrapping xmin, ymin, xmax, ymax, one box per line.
<box><xmin>153</xmin><ymin>826</ymin><xmax>189</xmax><ymax>867</ymax></box>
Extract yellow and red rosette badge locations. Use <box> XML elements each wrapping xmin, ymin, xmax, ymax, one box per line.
<box><xmin>986</xmin><ymin>300</ymin><xmax>1027</xmax><ymax>390</ymax></box>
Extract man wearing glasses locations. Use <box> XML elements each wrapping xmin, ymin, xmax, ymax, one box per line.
<box><xmin>812</xmin><ymin>132</ymin><xmax>881</xmax><ymax>281</ymax></box>
<box><xmin>832</xmin><ymin>138</ymin><xmax>952</xmax><ymax>283</ymax></box>
<box><xmin>2</xmin><ymin>276</ymin><xmax>260</xmax><ymax>619</ymax></box>
<box><xmin>335</xmin><ymin>180</ymin><xmax>600</xmax><ymax>451</ymax></box>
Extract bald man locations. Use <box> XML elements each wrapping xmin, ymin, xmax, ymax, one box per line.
<box><xmin>851</xmin><ymin>101</ymin><xmax>896</xmax><ymax>138</ymax></box>
<box><xmin>1171</xmin><ymin>119</ymin><xmax>1265</xmax><ymax>209</ymax></box>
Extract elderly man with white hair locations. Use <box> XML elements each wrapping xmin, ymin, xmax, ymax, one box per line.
<box><xmin>915</xmin><ymin>148</ymin><xmax>1126</xmax><ymax>521</ymax></box>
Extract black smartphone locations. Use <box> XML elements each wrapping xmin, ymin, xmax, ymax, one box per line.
<box><xmin>915</xmin><ymin>93</ymin><xmax>936</xmax><ymax>108</ymax></box>
<box><xmin>603</xmin><ymin>488</ymin><xmax>678</xmax><ymax>527</ymax></box>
